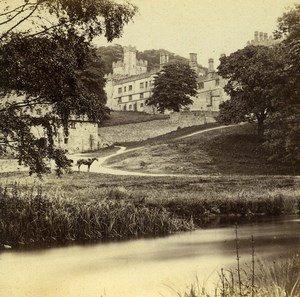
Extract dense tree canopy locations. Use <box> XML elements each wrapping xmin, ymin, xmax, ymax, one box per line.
<box><xmin>263</xmin><ymin>4</ymin><xmax>300</xmax><ymax>165</ymax></box>
<box><xmin>218</xmin><ymin>4</ymin><xmax>300</xmax><ymax>166</ymax></box>
<box><xmin>217</xmin><ymin>45</ymin><xmax>288</xmax><ymax>137</ymax></box>
<box><xmin>0</xmin><ymin>0</ymin><xmax>137</xmax><ymax>176</ymax></box>
<box><xmin>146</xmin><ymin>61</ymin><xmax>197</xmax><ymax>113</ymax></box>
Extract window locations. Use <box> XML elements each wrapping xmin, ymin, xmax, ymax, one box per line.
<box><xmin>129</xmin><ymin>104</ymin><xmax>132</xmax><ymax>110</ymax></box>
<box><xmin>129</xmin><ymin>85</ymin><xmax>133</xmax><ymax>91</ymax></box>
<box><xmin>206</xmin><ymin>92</ymin><xmax>212</xmax><ymax>106</ymax></box>
<box><xmin>64</xmin><ymin>137</ymin><xmax>68</xmax><ymax>144</ymax></box>
<box><xmin>124</xmin><ymin>86</ymin><xmax>127</xmax><ymax>92</ymax></box>
<box><xmin>140</xmin><ymin>82</ymin><xmax>144</xmax><ymax>89</ymax></box>
<box><xmin>69</xmin><ymin>122</ymin><xmax>76</xmax><ymax>129</ymax></box>
<box><xmin>140</xmin><ymin>103</ymin><xmax>144</xmax><ymax>108</ymax></box>
<box><xmin>198</xmin><ymin>82</ymin><xmax>204</xmax><ymax>89</ymax></box>
<box><xmin>117</xmin><ymin>97</ymin><xmax>122</xmax><ymax>103</ymax></box>
<box><xmin>145</xmin><ymin>82</ymin><xmax>148</xmax><ymax>88</ymax></box>
<box><xmin>36</xmin><ymin>108</ymin><xmax>42</xmax><ymax>115</ymax></box>
<box><xmin>215</xmin><ymin>79</ymin><xmax>220</xmax><ymax>86</ymax></box>
<box><xmin>118</xmin><ymin>87</ymin><xmax>122</xmax><ymax>94</ymax></box>
<box><xmin>140</xmin><ymin>93</ymin><xmax>144</xmax><ymax>99</ymax></box>
<box><xmin>129</xmin><ymin>95</ymin><xmax>132</xmax><ymax>101</ymax></box>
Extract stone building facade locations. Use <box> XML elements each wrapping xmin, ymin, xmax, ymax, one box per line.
<box><xmin>189</xmin><ymin>57</ymin><xmax>230</xmax><ymax>112</ymax></box>
<box><xmin>105</xmin><ymin>45</ymin><xmax>229</xmax><ymax>113</ymax></box>
<box><xmin>105</xmin><ymin>45</ymin><xmax>160</xmax><ymax>112</ymax></box>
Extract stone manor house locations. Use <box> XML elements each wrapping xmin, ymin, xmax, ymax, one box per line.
<box><xmin>105</xmin><ymin>45</ymin><xmax>229</xmax><ymax>113</ymax></box>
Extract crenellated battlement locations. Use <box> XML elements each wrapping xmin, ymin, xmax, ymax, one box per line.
<box><xmin>247</xmin><ymin>31</ymin><xmax>278</xmax><ymax>47</ymax></box>
<box><xmin>112</xmin><ymin>45</ymin><xmax>148</xmax><ymax>76</ymax></box>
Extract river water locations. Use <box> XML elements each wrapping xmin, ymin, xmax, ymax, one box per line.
<box><xmin>1</xmin><ymin>215</ymin><xmax>299</xmax><ymax>297</ymax></box>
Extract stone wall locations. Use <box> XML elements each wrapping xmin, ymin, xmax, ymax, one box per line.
<box><xmin>99</xmin><ymin>112</ymin><xmax>216</xmax><ymax>144</ymax></box>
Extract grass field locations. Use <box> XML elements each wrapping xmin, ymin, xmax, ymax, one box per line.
<box><xmin>1</xmin><ymin>122</ymin><xmax>300</xmax><ymax>247</ymax></box>
<box><xmin>105</xmin><ymin>123</ymin><xmax>300</xmax><ymax>175</ymax></box>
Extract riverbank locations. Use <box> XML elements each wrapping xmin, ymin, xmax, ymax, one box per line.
<box><xmin>1</xmin><ymin>173</ymin><xmax>299</xmax><ymax>248</ymax></box>
<box><xmin>1</xmin><ymin>215</ymin><xmax>299</xmax><ymax>297</ymax></box>
<box><xmin>178</xmin><ymin>253</ymin><xmax>300</xmax><ymax>297</ymax></box>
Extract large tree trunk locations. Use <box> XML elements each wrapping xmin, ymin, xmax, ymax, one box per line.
<box><xmin>257</xmin><ymin>114</ymin><xmax>265</xmax><ymax>138</ymax></box>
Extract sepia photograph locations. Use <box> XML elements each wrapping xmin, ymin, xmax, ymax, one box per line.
<box><xmin>0</xmin><ymin>0</ymin><xmax>300</xmax><ymax>296</ymax></box>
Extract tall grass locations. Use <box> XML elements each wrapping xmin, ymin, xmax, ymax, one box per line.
<box><xmin>175</xmin><ymin>225</ymin><xmax>300</xmax><ymax>297</ymax></box>
<box><xmin>178</xmin><ymin>255</ymin><xmax>300</xmax><ymax>297</ymax></box>
<box><xmin>0</xmin><ymin>185</ymin><xmax>193</xmax><ymax>247</ymax></box>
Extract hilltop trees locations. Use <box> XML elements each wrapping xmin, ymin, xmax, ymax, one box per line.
<box><xmin>0</xmin><ymin>0</ymin><xmax>137</xmax><ymax>176</ymax></box>
<box><xmin>146</xmin><ymin>61</ymin><xmax>197</xmax><ymax>113</ymax></box>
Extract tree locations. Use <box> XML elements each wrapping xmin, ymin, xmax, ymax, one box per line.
<box><xmin>217</xmin><ymin>45</ymin><xmax>288</xmax><ymax>137</ymax></box>
<box><xmin>0</xmin><ymin>0</ymin><xmax>137</xmax><ymax>176</ymax></box>
<box><xmin>263</xmin><ymin>4</ymin><xmax>300</xmax><ymax>165</ymax></box>
<box><xmin>146</xmin><ymin>61</ymin><xmax>197</xmax><ymax>113</ymax></box>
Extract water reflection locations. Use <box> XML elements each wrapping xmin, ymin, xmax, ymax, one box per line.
<box><xmin>0</xmin><ymin>215</ymin><xmax>299</xmax><ymax>297</ymax></box>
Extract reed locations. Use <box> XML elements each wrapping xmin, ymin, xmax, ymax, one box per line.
<box><xmin>175</xmin><ymin>227</ymin><xmax>300</xmax><ymax>297</ymax></box>
<box><xmin>0</xmin><ymin>185</ymin><xmax>194</xmax><ymax>247</ymax></box>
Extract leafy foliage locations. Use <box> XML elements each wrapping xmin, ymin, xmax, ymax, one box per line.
<box><xmin>263</xmin><ymin>4</ymin><xmax>300</xmax><ymax>165</ymax></box>
<box><xmin>0</xmin><ymin>0</ymin><xmax>137</xmax><ymax>176</ymax></box>
<box><xmin>217</xmin><ymin>45</ymin><xmax>288</xmax><ymax>137</ymax></box>
<box><xmin>146</xmin><ymin>61</ymin><xmax>198</xmax><ymax>113</ymax></box>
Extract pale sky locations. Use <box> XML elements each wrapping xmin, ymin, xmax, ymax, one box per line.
<box><xmin>94</xmin><ymin>0</ymin><xmax>300</xmax><ymax>67</ymax></box>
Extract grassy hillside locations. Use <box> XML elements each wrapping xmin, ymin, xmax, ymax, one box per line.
<box><xmin>101</xmin><ymin>111</ymin><xmax>169</xmax><ymax>127</ymax></box>
<box><xmin>105</xmin><ymin>124</ymin><xmax>300</xmax><ymax>175</ymax></box>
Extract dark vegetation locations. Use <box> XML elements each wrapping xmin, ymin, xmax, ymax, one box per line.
<box><xmin>217</xmin><ymin>4</ymin><xmax>300</xmax><ymax>166</ymax></box>
<box><xmin>0</xmin><ymin>0</ymin><xmax>137</xmax><ymax>176</ymax></box>
<box><xmin>146</xmin><ymin>61</ymin><xmax>198</xmax><ymax>112</ymax></box>
<box><xmin>0</xmin><ymin>184</ymin><xmax>193</xmax><ymax>248</ymax></box>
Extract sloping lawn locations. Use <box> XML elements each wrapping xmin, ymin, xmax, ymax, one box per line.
<box><xmin>105</xmin><ymin>124</ymin><xmax>300</xmax><ymax>175</ymax></box>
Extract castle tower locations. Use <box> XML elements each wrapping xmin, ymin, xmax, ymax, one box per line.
<box><xmin>259</xmin><ymin>32</ymin><xmax>264</xmax><ymax>42</ymax></box>
<box><xmin>254</xmin><ymin>31</ymin><xmax>259</xmax><ymax>43</ymax></box>
<box><xmin>160</xmin><ymin>53</ymin><xmax>169</xmax><ymax>70</ymax></box>
<box><xmin>124</xmin><ymin>45</ymin><xmax>137</xmax><ymax>76</ymax></box>
<box><xmin>189</xmin><ymin>53</ymin><xmax>198</xmax><ymax>73</ymax></box>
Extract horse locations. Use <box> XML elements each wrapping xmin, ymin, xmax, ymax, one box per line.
<box><xmin>76</xmin><ymin>158</ymin><xmax>98</xmax><ymax>172</ymax></box>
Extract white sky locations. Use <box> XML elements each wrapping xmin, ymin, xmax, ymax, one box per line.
<box><xmin>94</xmin><ymin>0</ymin><xmax>300</xmax><ymax>67</ymax></box>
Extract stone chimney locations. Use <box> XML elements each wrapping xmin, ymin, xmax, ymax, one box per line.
<box><xmin>160</xmin><ymin>53</ymin><xmax>169</xmax><ymax>70</ymax></box>
<box><xmin>254</xmin><ymin>31</ymin><xmax>259</xmax><ymax>42</ymax></box>
<box><xmin>189</xmin><ymin>53</ymin><xmax>197</xmax><ymax>63</ymax></box>
<box><xmin>189</xmin><ymin>53</ymin><xmax>198</xmax><ymax>73</ymax></box>
<box><xmin>208</xmin><ymin>58</ymin><xmax>214</xmax><ymax>73</ymax></box>
<box><xmin>259</xmin><ymin>32</ymin><xmax>264</xmax><ymax>42</ymax></box>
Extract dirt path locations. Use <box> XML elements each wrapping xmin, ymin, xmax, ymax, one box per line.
<box><xmin>70</xmin><ymin>124</ymin><xmax>236</xmax><ymax>176</ymax></box>
<box><xmin>0</xmin><ymin>124</ymin><xmax>235</xmax><ymax>176</ymax></box>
